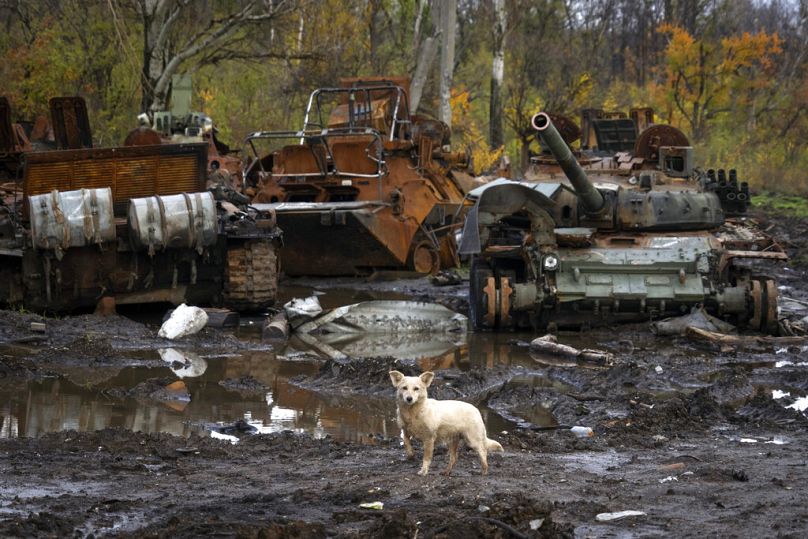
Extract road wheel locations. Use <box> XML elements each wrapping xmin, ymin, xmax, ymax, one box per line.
<box><xmin>409</xmin><ymin>239</ymin><xmax>440</xmax><ymax>275</ymax></box>
<box><xmin>469</xmin><ymin>257</ymin><xmax>494</xmax><ymax>331</ymax></box>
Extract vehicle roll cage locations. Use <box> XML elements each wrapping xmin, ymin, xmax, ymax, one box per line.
<box><xmin>301</xmin><ymin>85</ymin><xmax>411</xmax><ymax>143</ymax></box>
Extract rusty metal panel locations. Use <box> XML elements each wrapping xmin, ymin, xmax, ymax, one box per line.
<box><xmin>330</xmin><ymin>139</ymin><xmax>380</xmax><ymax>176</ymax></box>
<box><xmin>23</xmin><ymin>143</ymin><xmax>207</xmax><ymax>216</ymax></box>
<box><xmin>49</xmin><ymin>97</ymin><xmax>93</xmax><ymax>149</ymax></box>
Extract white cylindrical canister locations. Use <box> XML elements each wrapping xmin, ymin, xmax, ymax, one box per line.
<box><xmin>128</xmin><ymin>191</ymin><xmax>217</xmax><ymax>253</ymax></box>
<box><xmin>28</xmin><ymin>188</ymin><xmax>115</xmax><ymax>250</ymax></box>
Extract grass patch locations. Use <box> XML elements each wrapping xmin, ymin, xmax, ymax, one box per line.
<box><xmin>751</xmin><ymin>192</ymin><xmax>808</xmax><ymax>218</ymax></box>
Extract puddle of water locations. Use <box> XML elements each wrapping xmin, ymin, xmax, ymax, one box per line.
<box><xmin>1</xmin><ymin>287</ymin><xmax>632</xmax><ymax>444</ymax></box>
<box><xmin>0</xmin><ymin>329</ymin><xmax>552</xmax><ymax>443</ymax></box>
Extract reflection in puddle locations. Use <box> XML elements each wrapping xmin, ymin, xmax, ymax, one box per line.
<box><xmin>0</xmin><ymin>331</ymin><xmax>545</xmax><ymax>443</ymax></box>
<box><xmin>158</xmin><ymin>348</ymin><xmax>208</xmax><ymax>378</ymax></box>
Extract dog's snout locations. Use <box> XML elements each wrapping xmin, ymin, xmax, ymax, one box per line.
<box><xmin>406</xmin><ymin>396</ymin><xmax>413</xmax><ymax>403</ymax></box>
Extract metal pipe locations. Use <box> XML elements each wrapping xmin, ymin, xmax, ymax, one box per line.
<box><xmin>531</xmin><ymin>112</ymin><xmax>604</xmax><ymax>213</ymax></box>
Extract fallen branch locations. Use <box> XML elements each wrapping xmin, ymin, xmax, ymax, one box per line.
<box><xmin>529</xmin><ymin>334</ymin><xmax>613</xmax><ymax>363</ymax></box>
<box><xmin>685</xmin><ymin>326</ymin><xmax>808</xmax><ymax>347</ymax></box>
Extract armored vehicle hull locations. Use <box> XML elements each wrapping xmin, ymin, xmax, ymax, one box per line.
<box><xmin>0</xmin><ymin>97</ymin><xmax>281</xmax><ymax>312</ymax></box>
<box><xmin>461</xmin><ymin>112</ymin><xmax>785</xmax><ymax>333</ymax></box>
<box><xmin>245</xmin><ymin>78</ymin><xmax>468</xmax><ymax>276</ymax></box>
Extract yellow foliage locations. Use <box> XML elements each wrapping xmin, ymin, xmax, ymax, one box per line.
<box><xmin>450</xmin><ymin>87</ymin><xmax>504</xmax><ymax>176</ymax></box>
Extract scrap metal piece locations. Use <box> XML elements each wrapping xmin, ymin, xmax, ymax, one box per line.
<box><xmin>296</xmin><ymin>300</ymin><xmax>467</xmax><ymax>335</ymax></box>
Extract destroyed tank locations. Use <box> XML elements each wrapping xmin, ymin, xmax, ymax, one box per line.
<box><xmin>0</xmin><ymin>96</ymin><xmax>281</xmax><ymax>312</ymax></box>
<box><xmin>244</xmin><ymin>77</ymin><xmax>468</xmax><ymax>275</ymax></box>
<box><xmin>460</xmin><ymin>111</ymin><xmax>786</xmax><ymax>333</ymax></box>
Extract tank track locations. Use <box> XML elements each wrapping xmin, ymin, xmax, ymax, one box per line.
<box><xmin>223</xmin><ymin>239</ymin><xmax>279</xmax><ymax>311</ymax></box>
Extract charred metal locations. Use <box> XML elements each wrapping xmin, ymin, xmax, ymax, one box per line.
<box><xmin>0</xmin><ymin>96</ymin><xmax>281</xmax><ymax>312</ymax></box>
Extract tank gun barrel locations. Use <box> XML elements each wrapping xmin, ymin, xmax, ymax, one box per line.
<box><xmin>532</xmin><ymin>112</ymin><xmax>604</xmax><ymax>213</ymax></box>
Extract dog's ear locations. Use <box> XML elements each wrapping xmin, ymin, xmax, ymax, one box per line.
<box><xmin>419</xmin><ymin>371</ymin><xmax>434</xmax><ymax>387</ymax></box>
<box><xmin>389</xmin><ymin>370</ymin><xmax>405</xmax><ymax>386</ymax></box>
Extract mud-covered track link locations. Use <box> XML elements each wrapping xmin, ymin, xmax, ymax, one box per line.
<box><xmin>224</xmin><ymin>240</ymin><xmax>280</xmax><ymax>311</ymax></box>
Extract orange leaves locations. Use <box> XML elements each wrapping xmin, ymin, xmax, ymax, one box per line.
<box><xmin>720</xmin><ymin>32</ymin><xmax>782</xmax><ymax>73</ymax></box>
<box><xmin>656</xmin><ymin>24</ymin><xmax>783</xmax><ymax>139</ymax></box>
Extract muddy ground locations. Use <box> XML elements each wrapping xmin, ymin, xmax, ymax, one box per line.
<box><xmin>2</xmin><ymin>210</ymin><xmax>808</xmax><ymax>538</ymax></box>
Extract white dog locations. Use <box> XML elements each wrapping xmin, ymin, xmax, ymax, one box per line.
<box><xmin>389</xmin><ymin>370</ymin><xmax>503</xmax><ymax>476</ymax></box>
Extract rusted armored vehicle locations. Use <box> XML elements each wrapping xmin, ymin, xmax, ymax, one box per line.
<box><xmin>461</xmin><ymin>111</ymin><xmax>786</xmax><ymax>332</ymax></box>
<box><xmin>244</xmin><ymin>77</ymin><xmax>468</xmax><ymax>275</ymax></box>
<box><xmin>0</xmin><ymin>97</ymin><xmax>280</xmax><ymax>311</ymax></box>
<box><xmin>123</xmin><ymin>74</ymin><xmax>244</xmax><ymax>191</ymax></box>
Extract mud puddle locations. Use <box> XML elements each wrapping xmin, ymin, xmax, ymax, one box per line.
<box><xmin>1</xmin><ymin>329</ymin><xmax>545</xmax><ymax>442</ymax></box>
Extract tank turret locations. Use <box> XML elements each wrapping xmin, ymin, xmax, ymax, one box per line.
<box><xmin>462</xmin><ymin>109</ymin><xmax>787</xmax><ymax>334</ymax></box>
<box><xmin>532</xmin><ymin>112</ymin><xmax>603</xmax><ymax>213</ymax></box>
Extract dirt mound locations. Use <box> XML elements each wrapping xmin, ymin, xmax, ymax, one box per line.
<box><xmin>487</xmin><ymin>383</ymin><xmax>593</xmax><ymax>428</ymax></box>
<box><xmin>24</xmin><ymin>428</ymin><xmax>234</xmax><ymax>459</ymax></box>
<box><xmin>219</xmin><ymin>375</ymin><xmax>269</xmax><ymax>395</ymax></box>
<box><xmin>301</xmin><ymin>356</ymin><xmax>414</xmax><ymax>395</ymax></box>
<box><xmin>705</xmin><ymin>369</ymin><xmax>756</xmax><ymax>406</ymax></box>
<box><xmin>735</xmin><ymin>389</ymin><xmax>808</xmax><ymax>427</ymax></box>
<box><xmin>37</xmin><ymin>334</ymin><xmax>116</xmax><ymax>364</ymax></box>
<box><xmin>106</xmin><ymin>377</ymin><xmax>190</xmax><ymax>403</ymax></box>
<box><xmin>500</xmin><ymin>428</ymin><xmax>605</xmax><ymax>453</ymax></box>
<box><xmin>118</xmin><ymin>515</ymin><xmax>326</xmax><ymax>539</ymax></box>
<box><xmin>0</xmin><ymin>511</ymin><xmax>81</xmax><ymax>538</ymax></box>
<box><xmin>601</xmin><ymin>392</ymin><xmax>713</xmax><ymax>447</ymax></box>
<box><xmin>300</xmin><ymin>358</ymin><xmax>515</xmax><ymax>404</ymax></box>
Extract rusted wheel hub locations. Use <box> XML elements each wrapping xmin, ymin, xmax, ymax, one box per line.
<box><xmin>411</xmin><ymin>241</ymin><xmax>440</xmax><ymax>274</ymax></box>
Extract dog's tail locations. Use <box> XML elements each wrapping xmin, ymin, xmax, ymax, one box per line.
<box><xmin>486</xmin><ymin>438</ymin><xmax>504</xmax><ymax>453</ymax></box>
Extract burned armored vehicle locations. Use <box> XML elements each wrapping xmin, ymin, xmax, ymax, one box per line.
<box><xmin>460</xmin><ymin>111</ymin><xmax>786</xmax><ymax>333</ymax></box>
<box><xmin>244</xmin><ymin>77</ymin><xmax>468</xmax><ymax>275</ymax></box>
<box><xmin>0</xmin><ymin>96</ymin><xmax>280</xmax><ymax>312</ymax></box>
<box><xmin>124</xmin><ymin>74</ymin><xmax>244</xmax><ymax>191</ymax></box>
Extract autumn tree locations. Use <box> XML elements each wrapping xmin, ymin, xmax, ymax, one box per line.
<box><xmin>658</xmin><ymin>24</ymin><xmax>782</xmax><ymax>140</ymax></box>
<box><xmin>113</xmin><ymin>0</ymin><xmax>301</xmax><ymax>113</ymax></box>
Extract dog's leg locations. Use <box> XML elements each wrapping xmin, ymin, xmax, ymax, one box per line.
<box><xmin>418</xmin><ymin>436</ymin><xmax>435</xmax><ymax>476</ymax></box>
<box><xmin>475</xmin><ymin>445</ymin><xmax>489</xmax><ymax>475</ymax></box>
<box><xmin>442</xmin><ymin>435</ymin><xmax>460</xmax><ymax>476</ymax></box>
<box><xmin>401</xmin><ymin>428</ymin><xmax>415</xmax><ymax>460</ymax></box>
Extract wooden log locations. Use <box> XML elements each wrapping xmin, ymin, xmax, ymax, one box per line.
<box><xmin>685</xmin><ymin>326</ymin><xmax>808</xmax><ymax>347</ymax></box>
<box><xmin>529</xmin><ymin>334</ymin><xmax>613</xmax><ymax>363</ymax></box>
<box><xmin>262</xmin><ymin>311</ymin><xmax>289</xmax><ymax>342</ymax></box>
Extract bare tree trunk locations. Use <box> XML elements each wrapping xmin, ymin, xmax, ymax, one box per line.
<box><xmin>489</xmin><ymin>0</ymin><xmax>506</xmax><ymax>149</ymax></box>
<box><xmin>409</xmin><ymin>0</ymin><xmax>438</xmax><ymax>114</ymax></box>
<box><xmin>410</xmin><ymin>36</ymin><xmax>438</xmax><ymax>113</ymax></box>
<box><xmin>519</xmin><ymin>136</ymin><xmax>531</xmax><ymax>174</ymax></box>
<box><xmin>132</xmin><ymin>0</ymin><xmax>295</xmax><ymax>114</ymax></box>
<box><xmin>438</xmin><ymin>0</ymin><xmax>456</xmax><ymax>130</ymax></box>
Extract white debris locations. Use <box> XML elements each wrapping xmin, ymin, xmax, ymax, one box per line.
<box><xmin>764</xmin><ymin>438</ymin><xmax>788</xmax><ymax>445</ymax></box>
<box><xmin>596</xmin><ymin>510</ymin><xmax>647</xmax><ymax>522</ymax></box>
<box><xmin>529</xmin><ymin>518</ymin><xmax>544</xmax><ymax>530</ymax></box>
<box><xmin>210</xmin><ymin>431</ymin><xmax>239</xmax><ymax>444</ymax></box>
<box><xmin>772</xmin><ymin>390</ymin><xmax>790</xmax><ymax>399</ymax></box>
<box><xmin>655</xmin><ymin>365</ymin><xmax>663</xmax><ymax>374</ymax></box>
<box><xmin>739</xmin><ymin>438</ymin><xmax>758</xmax><ymax>443</ymax></box>
<box><xmin>158</xmin><ymin>304</ymin><xmax>209</xmax><ymax>339</ymax></box>
<box><xmin>284</xmin><ymin>296</ymin><xmax>323</xmax><ymax>319</ymax></box>
<box><xmin>786</xmin><ymin>396</ymin><xmax>808</xmax><ymax>412</ymax></box>
<box><xmin>659</xmin><ymin>476</ymin><xmax>678</xmax><ymax>484</ymax></box>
